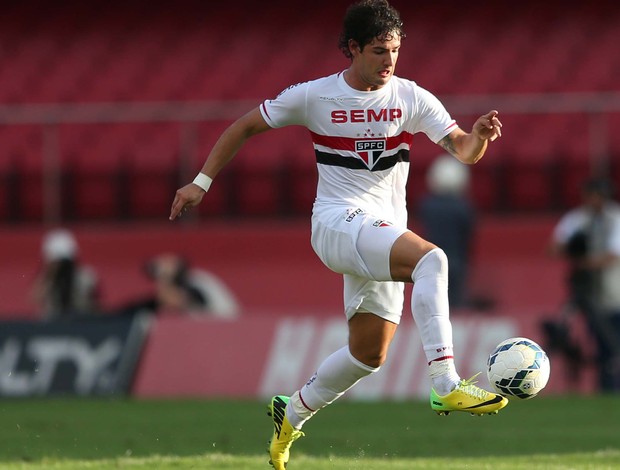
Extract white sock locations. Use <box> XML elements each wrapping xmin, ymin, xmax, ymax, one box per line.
<box><xmin>411</xmin><ymin>248</ymin><xmax>460</xmax><ymax>394</ymax></box>
<box><xmin>285</xmin><ymin>346</ymin><xmax>378</xmax><ymax>429</ymax></box>
<box><xmin>429</xmin><ymin>358</ymin><xmax>461</xmax><ymax>395</ymax></box>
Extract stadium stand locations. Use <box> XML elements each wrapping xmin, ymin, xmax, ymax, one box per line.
<box><xmin>0</xmin><ymin>0</ymin><xmax>619</xmax><ymax>221</ymax></box>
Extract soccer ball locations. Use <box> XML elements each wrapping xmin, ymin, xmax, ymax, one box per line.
<box><xmin>486</xmin><ymin>337</ymin><xmax>551</xmax><ymax>400</ymax></box>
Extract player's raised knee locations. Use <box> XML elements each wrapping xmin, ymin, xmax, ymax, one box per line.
<box><xmin>412</xmin><ymin>247</ymin><xmax>448</xmax><ymax>282</ymax></box>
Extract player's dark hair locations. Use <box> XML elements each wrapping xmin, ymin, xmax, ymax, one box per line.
<box><xmin>339</xmin><ymin>0</ymin><xmax>405</xmax><ymax>59</ymax></box>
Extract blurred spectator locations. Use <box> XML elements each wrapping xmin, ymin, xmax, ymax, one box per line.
<box><xmin>416</xmin><ymin>154</ymin><xmax>475</xmax><ymax>308</ymax></box>
<box><xmin>549</xmin><ymin>178</ymin><xmax>620</xmax><ymax>392</ymax></box>
<box><xmin>30</xmin><ymin>229</ymin><xmax>100</xmax><ymax>320</ymax></box>
<box><xmin>118</xmin><ymin>254</ymin><xmax>239</xmax><ymax>318</ymax></box>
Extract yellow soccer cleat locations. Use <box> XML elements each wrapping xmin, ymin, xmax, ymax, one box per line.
<box><xmin>267</xmin><ymin>395</ymin><xmax>304</xmax><ymax>469</ymax></box>
<box><xmin>430</xmin><ymin>374</ymin><xmax>509</xmax><ymax>416</ymax></box>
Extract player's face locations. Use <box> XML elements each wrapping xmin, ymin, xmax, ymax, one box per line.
<box><xmin>349</xmin><ymin>33</ymin><xmax>400</xmax><ymax>91</ymax></box>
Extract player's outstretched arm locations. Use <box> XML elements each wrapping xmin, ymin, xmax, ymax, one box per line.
<box><xmin>438</xmin><ymin>110</ymin><xmax>502</xmax><ymax>165</ymax></box>
<box><xmin>169</xmin><ymin>108</ymin><xmax>271</xmax><ymax>220</ymax></box>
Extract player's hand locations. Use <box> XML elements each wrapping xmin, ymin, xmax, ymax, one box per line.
<box><xmin>473</xmin><ymin>110</ymin><xmax>502</xmax><ymax>142</ymax></box>
<box><xmin>169</xmin><ymin>183</ymin><xmax>205</xmax><ymax>221</ymax></box>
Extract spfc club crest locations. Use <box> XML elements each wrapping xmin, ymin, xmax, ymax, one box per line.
<box><xmin>355</xmin><ymin>139</ymin><xmax>386</xmax><ymax>169</ymax></box>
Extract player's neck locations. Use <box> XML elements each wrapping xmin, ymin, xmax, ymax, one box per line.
<box><xmin>343</xmin><ymin>67</ymin><xmax>386</xmax><ymax>92</ymax></box>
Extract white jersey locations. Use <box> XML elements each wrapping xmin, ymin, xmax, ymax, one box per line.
<box><xmin>260</xmin><ymin>71</ymin><xmax>457</xmax><ymax>227</ymax></box>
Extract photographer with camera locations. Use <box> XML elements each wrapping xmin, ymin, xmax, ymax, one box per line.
<box><xmin>31</xmin><ymin>229</ymin><xmax>100</xmax><ymax>320</ymax></box>
<box><xmin>549</xmin><ymin>178</ymin><xmax>620</xmax><ymax>392</ymax></box>
<box><xmin>117</xmin><ymin>254</ymin><xmax>239</xmax><ymax>318</ymax></box>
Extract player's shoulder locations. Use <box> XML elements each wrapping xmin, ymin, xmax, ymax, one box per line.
<box><xmin>390</xmin><ymin>75</ymin><xmax>435</xmax><ymax>101</ymax></box>
<box><xmin>288</xmin><ymin>72</ymin><xmax>340</xmax><ymax>89</ymax></box>
<box><xmin>302</xmin><ymin>72</ymin><xmax>342</xmax><ymax>92</ymax></box>
<box><xmin>391</xmin><ymin>75</ymin><xmax>420</xmax><ymax>91</ymax></box>
<box><xmin>274</xmin><ymin>72</ymin><xmax>339</xmax><ymax>99</ymax></box>
<box><xmin>275</xmin><ymin>80</ymin><xmax>309</xmax><ymax>99</ymax></box>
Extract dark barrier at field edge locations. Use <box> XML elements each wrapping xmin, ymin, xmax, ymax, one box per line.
<box><xmin>0</xmin><ymin>315</ymin><xmax>151</xmax><ymax>397</ymax></box>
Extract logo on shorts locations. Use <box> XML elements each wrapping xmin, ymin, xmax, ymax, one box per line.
<box><xmin>345</xmin><ymin>208</ymin><xmax>363</xmax><ymax>222</ymax></box>
<box><xmin>372</xmin><ymin>219</ymin><xmax>392</xmax><ymax>227</ymax></box>
<box><xmin>355</xmin><ymin>139</ymin><xmax>386</xmax><ymax>169</ymax></box>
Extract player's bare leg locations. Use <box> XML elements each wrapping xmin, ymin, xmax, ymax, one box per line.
<box><xmin>348</xmin><ymin>312</ymin><xmax>398</xmax><ymax>368</ymax></box>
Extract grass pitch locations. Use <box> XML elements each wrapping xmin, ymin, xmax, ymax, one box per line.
<box><xmin>0</xmin><ymin>395</ymin><xmax>618</xmax><ymax>469</ymax></box>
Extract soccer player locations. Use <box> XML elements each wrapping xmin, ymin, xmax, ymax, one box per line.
<box><xmin>169</xmin><ymin>1</ymin><xmax>507</xmax><ymax>468</ymax></box>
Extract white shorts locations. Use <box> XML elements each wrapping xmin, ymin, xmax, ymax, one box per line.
<box><xmin>311</xmin><ymin>206</ymin><xmax>408</xmax><ymax>324</ymax></box>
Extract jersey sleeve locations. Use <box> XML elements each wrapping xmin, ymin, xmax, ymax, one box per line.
<box><xmin>260</xmin><ymin>82</ymin><xmax>309</xmax><ymax>128</ymax></box>
<box><xmin>414</xmin><ymin>86</ymin><xmax>458</xmax><ymax>143</ymax></box>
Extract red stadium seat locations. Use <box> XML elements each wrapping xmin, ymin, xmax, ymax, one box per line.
<box><xmin>1</xmin><ymin>1</ymin><xmax>619</xmax><ymax>220</ymax></box>
<box><xmin>60</xmin><ymin>124</ymin><xmax>129</xmax><ymax>219</ymax></box>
